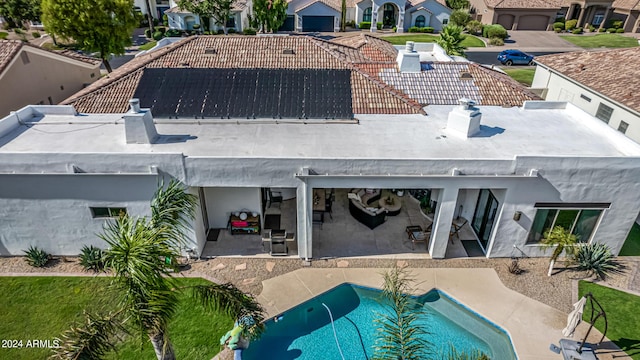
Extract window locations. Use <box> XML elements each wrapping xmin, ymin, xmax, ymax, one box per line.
<box><xmin>580</xmin><ymin>94</ymin><xmax>591</xmax><ymax>102</ymax></box>
<box><xmin>592</xmin><ymin>14</ymin><xmax>604</xmax><ymax>26</ymax></box>
<box><xmin>618</xmin><ymin>121</ymin><xmax>629</xmax><ymax>134</ymax></box>
<box><xmin>91</xmin><ymin>207</ymin><xmax>127</xmax><ymax>218</ymax></box>
<box><xmin>443</xmin><ymin>18</ymin><xmax>449</xmax><ymax>25</ymax></box>
<box><xmin>363</xmin><ymin>7</ymin><xmax>372</xmax><ymax>22</ymax></box>
<box><xmin>595</xmin><ymin>103</ymin><xmax>613</xmax><ymax>123</ymax></box>
<box><xmin>226</xmin><ymin>15</ymin><xmax>236</xmax><ymax>28</ymax></box>
<box><xmin>526</xmin><ymin>205</ymin><xmax>606</xmax><ymax>244</ymax></box>
<box><xmin>415</xmin><ymin>15</ymin><xmax>425</xmax><ymax>28</ymax></box>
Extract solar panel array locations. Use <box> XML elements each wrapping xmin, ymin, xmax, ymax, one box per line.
<box><xmin>133</xmin><ymin>68</ymin><xmax>353</xmax><ymax>119</ymax></box>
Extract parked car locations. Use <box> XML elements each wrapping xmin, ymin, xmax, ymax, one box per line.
<box><xmin>497</xmin><ymin>50</ymin><xmax>535</xmax><ymax>66</ymax></box>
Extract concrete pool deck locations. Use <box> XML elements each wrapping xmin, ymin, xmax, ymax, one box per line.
<box><xmin>257</xmin><ymin>267</ymin><xmax>629</xmax><ymax>360</ymax></box>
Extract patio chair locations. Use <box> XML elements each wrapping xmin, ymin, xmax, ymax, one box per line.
<box><xmin>405</xmin><ymin>224</ymin><xmax>431</xmax><ymax>250</ymax></box>
<box><xmin>268</xmin><ymin>189</ymin><xmax>283</xmax><ymax>208</ymax></box>
<box><xmin>261</xmin><ymin>229</ymin><xmax>271</xmax><ymax>252</ymax></box>
<box><xmin>450</xmin><ymin>219</ymin><xmax>468</xmax><ymax>243</ymax></box>
<box><xmin>270</xmin><ymin>230</ymin><xmax>287</xmax><ymax>256</ymax></box>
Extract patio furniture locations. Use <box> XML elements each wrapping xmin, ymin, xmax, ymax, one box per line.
<box><xmin>348</xmin><ymin>188</ymin><xmax>386</xmax><ymax>229</ymax></box>
<box><xmin>313</xmin><ymin>210</ymin><xmax>324</xmax><ymax>228</ymax></box>
<box><xmin>450</xmin><ymin>219</ymin><xmax>468</xmax><ymax>243</ymax></box>
<box><xmin>268</xmin><ymin>189</ymin><xmax>283</xmax><ymax>208</ymax></box>
<box><xmin>270</xmin><ymin>229</ymin><xmax>287</xmax><ymax>256</ymax></box>
<box><xmin>378</xmin><ymin>194</ymin><xmax>401</xmax><ymax>216</ymax></box>
<box><xmin>261</xmin><ymin>230</ymin><xmax>271</xmax><ymax>251</ymax></box>
<box><xmin>405</xmin><ymin>224</ymin><xmax>432</xmax><ymax>250</ymax></box>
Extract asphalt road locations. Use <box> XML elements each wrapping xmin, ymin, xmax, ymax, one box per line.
<box><xmin>465</xmin><ymin>51</ymin><xmax>564</xmax><ymax>65</ymax></box>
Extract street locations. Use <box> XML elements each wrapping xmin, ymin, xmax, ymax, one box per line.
<box><xmin>465</xmin><ymin>51</ymin><xmax>565</xmax><ymax>65</ymax></box>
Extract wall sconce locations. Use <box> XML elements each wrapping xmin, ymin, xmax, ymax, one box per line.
<box><xmin>513</xmin><ymin>211</ymin><xmax>522</xmax><ymax>221</ymax></box>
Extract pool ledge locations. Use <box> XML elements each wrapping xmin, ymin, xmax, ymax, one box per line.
<box><xmin>257</xmin><ymin>268</ymin><xmax>629</xmax><ymax>360</ymax></box>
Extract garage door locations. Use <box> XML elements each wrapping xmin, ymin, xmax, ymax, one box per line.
<box><xmin>497</xmin><ymin>14</ymin><xmax>515</xmax><ymax>30</ymax></box>
<box><xmin>518</xmin><ymin>15</ymin><xmax>549</xmax><ymax>30</ymax></box>
<box><xmin>302</xmin><ymin>16</ymin><xmax>334</xmax><ymax>32</ymax></box>
<box><xmin>279</xmin><ymin>15</ymin><xmax>295</xmax><ymax>31</ymax></box>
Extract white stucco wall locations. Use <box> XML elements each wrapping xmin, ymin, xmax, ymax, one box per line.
<box><xmin>533</xmin><ymin>66</ymin><xmax>640</xmax><ymax>144</ymax></box>
<box><xmin>202</xmin><ymin>187</ymin><xmax>262</xmax><ymax>228</ymax></box>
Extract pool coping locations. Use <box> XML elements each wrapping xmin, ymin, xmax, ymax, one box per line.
<box><xmin>256</xmin><ymin>267</ymin><xmax>630</xmax><ymax>360</ymax></box>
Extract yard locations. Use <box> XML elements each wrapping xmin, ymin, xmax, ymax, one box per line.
<box><xmin>578</xmin><ymin>281</ymin><xmax>640</xmax><ymax>360</ymax></box>
<box><xmin>382</xmin><ymin>34</ymin><xmax>485</xmax><ymax>48</ymax></box>
<box><xmin>620</xmin><ymin>222</ymin><xmax>640</xmax><ymax>256</ymax></box>
<box><xmin>502</xmin><ymin>68</ymin><xmax>535</xmax><ymax>86</ymax></box>
<box><xmin>0</xmin><ymin>276</ymin><xmax>234</xmax><ymax>360</ymax></box>
<box><xmin>560</xmin><ymin>34</ymin><xmax>639</xmax><ymax>48</ymax></box>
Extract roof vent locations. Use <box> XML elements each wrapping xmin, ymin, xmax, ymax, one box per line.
<box><xmin>446</xmin><ymin>98</ymin><xmax>481</xmax><ymax>138</ymax></box>
<box><xmin>123</xmin><ymin>98</ymin><xmax>158</xmax><ymax>144</ymax></box>
<box><xmin>282</xmin><ymin>48</ymin><xmax>295</xmax><ymax>55</ymax></box>
<box><xmin>460</xmin><ymin>71</ymin><xmax>473</xmax><ymax>80</ymax></box>
<box><xmin>396</xmin><ymin>41</ymin><xmax>420</xmax><ymax>73</ymax></box>
<box><xmin>180</xmin><ymin>62</ymin><xmax>190</xmax><ymax>67</ymax></box>
<box><xmin>204</xmin><ymin>48</ymin><xmax>217</xmax><ymax>54</ymax></box>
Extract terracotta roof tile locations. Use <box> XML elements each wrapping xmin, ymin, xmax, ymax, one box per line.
<box><xmin>407</xmin><ymin>0</ymin><xmax>448</xmax><ymax>7</ymax></box>
<box><xmin>290</xmin><ymin>0</ymin><xmax>355</xmax><ymax>12</ymax></box>
<box><xmin>485</xmin><ymin>0</ymin><xmax>562</xmax><ymax>8</ymax></box>
<box><xmin>0</xmin><ymin>40</ymin><xmax>101</xmax><ymax>76</ymax></box>
<box><xmin>536</xmin><ymin>48</ymin><xmax>640</xmax><ymax>113</ymax></box>
<box><xmin>330</xmin><ymin>34</ymin><xmax>398</xmax><ymax>62</ymax></box>
<box><xmin>612</xmin><ymin>0</ymin><xmax>640</xmax><ymax>10</ymax></box>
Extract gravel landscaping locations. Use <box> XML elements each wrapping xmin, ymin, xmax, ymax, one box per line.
<box><xmin>2</xmin><ymin>255</ymin><xmax>638</xmax><ymax>314</ymax></box>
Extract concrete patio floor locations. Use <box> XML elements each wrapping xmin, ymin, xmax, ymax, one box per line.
<box><xmin>256</xmin><ymin>267</ymin><xmax>629</xmax><ymax>360</ymax></box>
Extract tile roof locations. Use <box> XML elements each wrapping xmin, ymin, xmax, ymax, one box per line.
<box><xmin>612</xmin><ymin>0</ymin><xmax>640</xmax><ymax>10</ymax></box>
<box><xmin>535</xmin><ymin>48</ymin><xmax>640</xmax><ymax>114</ymax></box>
<box><xmin>0</xmin><ymin>40</ymin><xmax>101</xmax><ymax>76</ymax></box>
<box><xmin>329</xmin><ymin>34</ymin><xmax>398</xmax><ymax>62</ymax></box>
<box><xmin>485</xmin><ymin>0</ymin><xmax>562</xmax><ymax>8</ymax></box>
<box><xmin>289</xmin><ymin>0</ymin><xmax>355</xmax><ymax>12</ymax></box>
<box><xmin>62</xmin><ymin>35</ymin><xmax>424</xmax><ymax>115</ymax></box>
<box><xmin>407</xmin><ymin>0</ymin><xmax>448</xmax><ymax>8</ymax></box>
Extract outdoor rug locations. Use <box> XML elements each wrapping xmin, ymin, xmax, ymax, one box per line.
<box><xmin>461</xmin><ymin>240</ymin><xmax>485</xmax><ymax>257</ymax></box>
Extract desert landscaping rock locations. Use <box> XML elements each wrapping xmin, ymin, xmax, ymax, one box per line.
<box><xmin>336</xmin><ymin>260</ymin><xmax>349</xmax><ymax>268</ymax></box>
<box><xmin>234</xmin><ymin>263</ymin><xmax>246</xmax><ymax>271</ymax></box>
<box><xmin>265</xmin><ymin>261</ymin><xmax>275</xmax><ymax>272</ymax></box>
<box><xmin>213</xmin><ymin>263</ymin><xmax>226</xmax><ymax>271</ymax></box>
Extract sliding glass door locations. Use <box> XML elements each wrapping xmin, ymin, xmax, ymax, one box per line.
<box><xmin>472</xmin><ymin>189</ymin><xmax>499</xmax><ymax>251</ymax></box>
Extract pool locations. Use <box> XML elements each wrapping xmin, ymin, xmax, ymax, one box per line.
<box><xmin>243</xmin><ymin>283</ymin><xmax>517</xmax><ymax>359</ymax></box>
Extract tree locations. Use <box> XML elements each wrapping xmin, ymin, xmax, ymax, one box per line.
<box><xmin>251</xmin><ymin>0</ymin><xmax>288</xmax><ymax>33</ymax></box>
<box><xmin>373</xmin><ymin>267</ymin><xmax>432</xmax><ymax>360</ymax></box>
<box><xmin>436</xmin><ymin>25</ymin><xmax>466</xmax><ymax>57</ymax></box>
<box><xmin>0</xmin><ymin>0</ymin><xmax>41</xmax><ymax>28</ymax></box>
<box><xmin>143</xmin><ymin>0</ymin><xmax>155</xmax><ymax>36</ymax></box>
<box><xmin>51</xmin><ymin>180</ymin><xmax>265</xmax><ymax>360</ymax></box>
<box><xmin>449</xmin><ymin>9</ymin><xmax>471</xmax><ymax>27</ymax></box>
<box><xmin>542</xmin><ymin>226</ymin><xmax>578</xmax><ymax>276</ymax></box>
<box><xmin>340</xmin><ymin>0</ymin><xmax>346</xmax><ymax>32</ymax></box>
<box><xmin>41</xmin><ymin>0</ymin><xmax>138</xmax><ymax>73</ymax></box>
<box><xmin>445</xmin><ymin>0</ymin><xmax>469</xmax><ymax>10</ymax></box>
<box><xmin>178</xmin><ymin>0</ymin><xmax>234</xmax><ymax>35</ymax></box>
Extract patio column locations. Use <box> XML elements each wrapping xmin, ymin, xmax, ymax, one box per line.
<box><xmin>397</xmin><ymin>8</ymin><xmax>405</xmax><ymax>33</ymax></box>
<box><xmin>371</xmin><ymin>3</ymin><xmax>380</xmax><ymax>32</ymax></box>
<box><xmin>565</xmin><ymin>4</ymin><xmax>574</xmax><ymax>21</ymax></box>
<box><xmin>600</xmin><ymin>6</ymin><xmax>611</xmax><ymax>30</ymax></box>
<box><xmin>296</xmin><ymin>182</ymin><xmax>312</xmax><ymax>260</ymax></box>
<box><xmin>429</xmin><ymin>187</ymin><xmax>458</xmax><ymax>259</ymax></box>
<box><xmin>577</xmin><ymin>7</ymin><xmax>586</xmax><ymax>27</ymax></box>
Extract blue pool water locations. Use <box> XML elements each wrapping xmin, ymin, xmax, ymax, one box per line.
<box><xmin>243</xmin><ymin>284</ymin><xmax>517</xmax><ymax>360</ymax></box>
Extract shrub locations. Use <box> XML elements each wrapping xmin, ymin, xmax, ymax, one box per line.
<box><xmin>392</xmin><ymin>26</ymin><xmax>397</xmax><ymax>32</ymax></box>
<box><xmin>79</xmin><ymin>245</ymin><xmax>104</xmax><ymax>272</ymax></box>
<box><xmin>598</xmin><ymin>27</ymin><xmax>606</xmax><ymax>32</ymax></box>
<box><xmin>156</xmin><ymin>26</ymin><xmax>166</xmax><ymax>33</ymax></box>
<box><xmin>192</xmin><ymin>24</ymin><xmax>200</xmax><ymax>30</ymax></box>
<box><xmin>377</xmin><ymin>23</ymin><xmax>382</xmax><ymax>30</ymax></box>
<box><xmin>152</xmin><ymin>31</ymin><xmax>164</xmax><ymax>40</ymax></box>
<box><xmin>0</xmin><ymin>31</ymin><xmax>7</xmax><ymax>40</ymax></box>
<box><xmin>32</xmin><ymin>31</ymin><xmax>41</xmax><ymax>38</ymax></box>
<box><xmin>565</xmin><ymin>19</ymin><xmax>578</xmax><ymax>30</ymax></box>
<box><xmin>554</xmin><ymin>28</ymin><xmax>562</xmax><ymax>33</ymax></box>
<box><xmin>466</xmin><ymin>20</ymin><xmax>482</xmax><ymax>34</ymax></box>
<box><xmin>152</xmin><ymin>18</ymin><xmax>159</xmax><ymax>26</ymax></box>
<box><xmin>572</xmin><ymin>28</ymin><xmax>582</xmax><ymax>34</ymax></box>
<box><xmin>162</xmin><ymin>14</ymin><xmax>169</xmax><ymax>27</ymax></box>
<box><xmin>217</xmin><ymin>29</ymin><xmax>224</xmax><ymax>34</ymax></box>
<box><xmin>422</xmin><ymin>26</ymin><xmax>434</xmax><ymax>33</ymax></box>
<box><xmin>573</xmin><ymin>243</ymin><xmax>621</xmax><ymax>280</ymax></box>
<box><xmin>607</xmin><ymin>27</ymin><xmax>616</xmax><ymax>33</ymax></box>
<box><xmin>229</xmin><ymin>28</ymin><xmax>237</xmax><ymax>33</ymax></box>
<box><xmin>243</xmin><ymin>27</ymin><xmax>257</xmax><ymax>35</ymax></box>
<box><xmin>145</xmin><ymin>28</ymin><xmax>152</xmax><ymax>38</ymax></box>
<box><xmin>24</xmin><ymin>246</ymin><xmax>50</xmax><ymax>267</ymax></box>
<box><xmin>616</xmin><ymin>28</ymin><xmax>624</xmax><ymax>33</ymax></box>
<box><xmin>14</xmin><ymin>28</ymin><xmax>23</xmax><ymax>34</ymax></box>
<box><xmin>484</xmin><ymin>24</ymin><xmax>507</xmax><ymax>39</ymax></box>
<box><xmin>408</xmin><ymin>26</ymin><xmax>419</xmax><ymax>32</ymax></box>
<box><xmin>487</xmin><ymin>36</ymin><xmax>504</xmax><ymax>46</ymax></box>
<box><xmin>360</xmin><ymin>21</ymin><xmax>371</xmax><ymax>29</ymax></box>
<box><xmin>553</xmin><ymin>21</ymin><xmax>564</xmax><ymax>30</ymax></box>
<box><xmin>588</xmin><ymin>25</ymin><xmax>595</xmax><ymax>32</ymax></box>
<box><xmin>554</xmin><ymin>17</ymin><xmax>565</xmax><ymax>23</ymax></box>
<box><xmin>345</xmin><ymin>20</ymin><xmax>355</xmax><ymax>27</ymax></box>
<box><xmin>165</xmin><ymin>29</ymin><xmax>181</xmax><ymax>37</ymax></box>
<box><xmin>449</xmin><ymin>9</ymin><xmax>471</xmax><ymax>27</ymax></box>
<box><xmin>611</xmin><ymin>20</ymin><xmax>624</xmax><ymax>29</ymax></box>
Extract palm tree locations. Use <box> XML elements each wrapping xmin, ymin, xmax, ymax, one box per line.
<box><xmin>542</xmin><ymin>225</ymin><xmax>578</xmax><ymax>276</ymax></box>
<box><xmin>52</xmin><ymin>179</ymin><xmax>265</xmax><ymax>360</ymax></box>
<box><xmin>436</xmin><ymin>25</ymin><xmax>466</xmax><ymax>57</ymax></box>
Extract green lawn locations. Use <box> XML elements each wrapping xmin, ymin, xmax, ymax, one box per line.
<box><xmin>502</xmin><ymin>68</ymin><xmax>535</xmax><ymax>86</ymax></box>
<box><xmin>620</xmin><ymin>222</ymin><xmax>640</xmax><ymax>256</ymax></box>
<box><xmin>579</xmin><ymin>281</ymin><xmax>640</xmax><ymax>359</ymax></box>
<box><xmin>0</xmin><ymin>276</ymin><xmax>234</xmax><ymax>360</ymax></box>
<box><xmin>139</xmin><ymin>41</ymin><xmax>157</xmax><ymax>51</ymax></box>
<box><xmin>560</xmin><ymin>34</ymin><xmax>639</xmax><ymax>48</ymax></box>
<box><xmin>382</xmin><ymin>34</ymin><xmax>485</xmax><ymax>48</ymax></box>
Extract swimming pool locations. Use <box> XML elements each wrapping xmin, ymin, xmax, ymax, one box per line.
<box><xmin>243</xmin><ymin>283</ymin><xmax>517</xmax><ymax>359</ymax></box>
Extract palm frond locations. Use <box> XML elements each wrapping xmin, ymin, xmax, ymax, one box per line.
<box><xmin>542</xmin><ymin>226</ymin><xmax>578</xmax><ymax>261</ymax></box>
<box><xmin>50</xmin><ymin>310</ymin><xmax>126</xmax><ymax>360</ymax></box>
<box><xmin>150</xmin><ymin>179</ymin><xmax>197</xmax><ymax>247</ymax></box>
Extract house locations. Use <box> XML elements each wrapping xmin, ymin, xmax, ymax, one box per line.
<box><xmin>165</xmin><ymin>0</ymin><xmax>252</xmax><ymax>32</ymax></box>
<box><xmin>468</xmin><ymin>0</ymin><xmax>640</xmax><ymax>32</ymax></box>
<box><xmin>134</xmin><ymin>0</ymin><xmax>172</xmax><ymax>20</ymax></box>
<box><xmin>0</xmin><ymin>40</ymin><xmax>101</xmax><ymax>117</ymax></box>
<box><xmin>532</xmin><ymin>47</ymin><xmax>640</xmax><ymax>143</ymax></box>
<box><xmin>3</xmin><ymin>35</ymin><xmax>637</xmax><ymax>261</ymax></box>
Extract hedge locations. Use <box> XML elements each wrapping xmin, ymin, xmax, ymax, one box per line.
<box><xmin>0</xmin><ymin>31</ymin><xmax>7</xmax><ymax>40</ymax></box>
<box><xmin>243</xmin><ymin>27</ymin><xmax>257</xmax><ymax>35</ymax></box>
<box><xmin>359</xmin><ymin>21</ymin><xmax>382</xmax><ymax>30</ymax></box>
<box><xmin>152</xmin><ymin>31</ymin><xmax>164</xmax><ymax>41</ymax></box>
<box><xmin>482</xmin><ymin>24</ymin><xmax>507</xmax><ymax>39</ymax></box>
<box><xmin>408</xmin><ymin>26</ymin><xmax>434</xmax><ymax>33</ymax></box>
<box><xmin>565</xmin><ymin>19</ymin><xmax>578</xmax><ymax>30</ymax></box>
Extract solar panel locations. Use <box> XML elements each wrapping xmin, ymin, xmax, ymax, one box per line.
<box><xmin>133</xmin><ymin>68</ymin><xmax>353</xmax><ymax>119</ymax></box>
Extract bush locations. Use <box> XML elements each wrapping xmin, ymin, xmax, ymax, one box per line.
<box><xmin>598</xmin><ymin>27</ymin><xmax>606</xmax><ymax>32</ymax></box>
<box><xmin>588</xmin><ymin>25</ymin><xmax>595</xmax><ymax>32</ymax></box>
<box><xmin>449</xmin><ymin>9</ymin><xmax>471</xmax><ymax>27</ymax></box>
<box><xmin>243</xmin><ymin>27</ymin><xmax>257</xmax><ymax>35</ymax></box>
<box><xmin>573</xmin><ymin>243</ymin><xmax>621</xmax><ymax>280</ymax></box>
<box><xmin>554</xmin><ymin>28</ymin><xmax>562</xmax><ymax>33</ymax></box>
<box><xmin>392</xmin><ymin>26</ymin><xmax>397</xmax><ymax>32</ymax></box>
<box><xmin>24</xmin><ymin>246</ymin><xmax>50</xmax><ymax>267</ymax></box>
<box><xmin>483</xmin><ymin>24</ymin><xmax>507</xmax><ymax>39</ymax></box>
<box><xmin>572</xmin><ymin>28</ymin><xmax>583</xmax><ymax>34</ymax></box>
<box><xmin>145</xmin><ymin>28</ymin><xmax>152</xmax><ymax>38</ymax></box>
<box><xmin>553</xmin><ymin>21</ymin><xmax>564</xmax><ymax>30</ymax></box>
<box><xmin>466</xmin><ymin>20</ymin><xmax>482</xmax><ymax>34</ymax></box>
<box><xmin>0</xmin><ymin>31</ymin><xmax>8</xmax><ymax>40</ymax></box>
<box><xmin>32</xmin><ymin>31</ymin><xmax>40</xmax><ymax>38</ymax></box>
<box><xmin>156</xmin><ymin>26</ymin><xmax>166</xmax><ymax>33</ymax></box>
<box><xmin>359</xmin><ymin>21</ymin><xmax>371</xmax><ymax>29</ymax></box>
<box><xmin>565</xmin><ymin>19</ymin><xmax>577</xmax><ymax>30</ymax></box>
<box><xmin>422</xmin><ymin>26</ymin><xmax>434</xmax><ymax>33</ymax></box>
<box><xmin>217</xmin><ymin>29</ymin><xmax>224</xmax><ymax>34</ymax></box>
<box><xmin>166</xmin><ymin>29</ymin><xmax>181</xmax><ymax>37</ymax></box>
<box><xmin>345</xmin><ymin>20</ymin><xmax>355</xmax><ymax>27</ymax></box>
<box><xmin>79</xmin><ymin>245</ymin><xmax>104</xmax><ymax>272</ymax></box>
<box><xmin>162</xmin><ymin>14</ymin><xmax>169</xmax><ymax>27</ymax></box>
<box><xmin>607</xmin><ymin>27</ymin><xmax>617</xmax><ymax>33</ymax></box>
<box><xmin>192</xmin><ymin>24</ymin><xmax>200</xmax><ymax>30</ymax></box>
<box><xmin>616</xmin><ymin>28</ymin><xmax>624</xmax><ymax>33</ymax></box>
<box><xmin>408</xmin><ymin>26</ymin><xmax>420</xmax><ymax>33</ymax></box>
<box><xmin>14</xmin><ymin>28</ymin><xmax>23</xmax><ymax>34</ymax></box>
<box><xmin>487</xmin><ymin>37</ymin><xmax>504</xmax><ymax>46</ymax></box>
<box><xmin>554</xmin><ymin>17</ymin><xmax>565</xmax><ymax>23</ymax></box>
<box><xmin>611</xmin><ymin>20</ymin><xmax>624</xmax><ymax>29</ymax></box>
<box><xmin>152</xmin><ymin>31</ymin><xmax>164</xmax><ymax>40</ymax></box>
<box><xmin>152</xmin><ymin>18</ymin><xmax>159</xmax><ymax>26</ymax></box>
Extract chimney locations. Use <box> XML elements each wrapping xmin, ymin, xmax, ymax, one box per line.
<box><xmin>446</xmin><ymin>98</ymin><xmax>481</xmax><ymax>138</ymax></box>
<box><xmin>123</xmin><ymin>98</ymin><xmax>158</xmax><ymax>144</ymax></box>
<box><xmin>396</xmin><ymin>41</ymin><xmax>420</xmax><ymax>73</ymax></box>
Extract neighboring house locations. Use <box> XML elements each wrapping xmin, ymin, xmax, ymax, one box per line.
<box><xmin>0</xmin><ymin>35</ymin><xmax>636</xmax><ymax>261</ymax></box>
<box><xmin>0</xmin><ymin>40</ymin><xmax>101</xmax><ymax>117</ymax></box>
<box><xmin>134</xmin><ymin>0</ymin><xmax>172</xmax><ymax>19</ymax></box>
<box><xmin>165</xmin><ymin>0</ymin><xmax>251</xmax><ymax>32</ymax></box>
<box><xmin>533</xmin><ymin>48</ymin><xmax>640</xmax><ymax>143</ymax></box>
<box><xmin>468</xmin><ymin>0</ymin><xmax>639</xmax><ymax>32</ymax></box>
